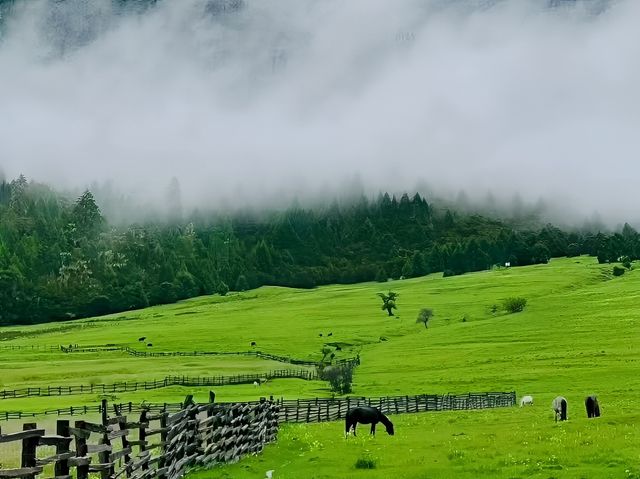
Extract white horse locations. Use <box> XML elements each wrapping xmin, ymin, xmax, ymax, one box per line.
<box><xmin>552</xmin><ymin>396</ymin><xmax>568</xmax><ymax>422</ymax></box>
<box><xmin>520</xmin><ymin>395</ymin><xmax>533</xmax><ymax>407</ymax></box>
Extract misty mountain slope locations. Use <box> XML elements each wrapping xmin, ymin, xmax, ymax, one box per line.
<box><xmin>3</xmin><ymin>176</ymin><xmax>639</xmax><ymax>326</ymax></box>
<box><xmin>1</xmin><ymin>0</ymin><xmax>639</xmax><ymax>224</ymax></box>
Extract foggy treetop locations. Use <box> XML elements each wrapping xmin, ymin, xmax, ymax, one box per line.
<box><xmin>1</xmin><ymin>175</ymin><xmax>638</xmax><ymax>326</ymax></box>
<box><xmin>1</xmin><ymin>0</ymin><xmax>639</xmax><ymax>224</ymax></box>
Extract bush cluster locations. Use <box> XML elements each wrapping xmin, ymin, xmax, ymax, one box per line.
<box><xmin>503</xmin><ymin>297</ymin><xmax>527</xmax><ymax>313</ymax></box>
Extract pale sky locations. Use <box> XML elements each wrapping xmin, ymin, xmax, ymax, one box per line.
<box><xmin>1</xmin><ymin>0</ymin><xmax>639</xmax><ymax>224</ymax></box>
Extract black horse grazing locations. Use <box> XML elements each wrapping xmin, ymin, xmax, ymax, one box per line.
<box><xmin>345</xmin><ymin>406</ymin><xmax>394</xmax><ymax>437</ymax></box>
<box><xmin>585</xmin><ymin>395</ymin><xmax>601</xmax><ymax>418</ymax></box>
<box><xmin>552</xmin><ymin>396</ymin><xmax>568</xmax><ymax>422</ymax></box>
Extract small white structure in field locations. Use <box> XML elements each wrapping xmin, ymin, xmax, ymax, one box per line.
<box><xmin>253</xmin><ymin>381</ymin><xmax>259</xmax><ymax>387</ymax></box>
<box><xmin>505</xmin><ymin>262</ymin><xmax>511</xmax><ymax>268</ymax></box>
<box><xmin>520</xmin><ymin>395</ymin><xmax>533</xmax><ymax>406</ymax></box>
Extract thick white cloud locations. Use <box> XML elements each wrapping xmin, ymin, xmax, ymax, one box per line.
<box><xmin>1</xmin><ymin>0</ymin><xmax>639</xmax><ymax>223</ymax></box>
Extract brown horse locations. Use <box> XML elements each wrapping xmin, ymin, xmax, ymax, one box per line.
<box><xmin>345</xmin><ymin>406</ymin><xmax>394</xmax><ymax>436</ymax></box>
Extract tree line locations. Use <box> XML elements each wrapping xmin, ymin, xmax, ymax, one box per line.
<box><xmin>1</xmin><ymin>175</ymin><xmax>638</xmax><ymax>326</ymax></box>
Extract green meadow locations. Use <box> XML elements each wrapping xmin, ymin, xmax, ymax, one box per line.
<box><xmin>1</xmin><ymin>256</ymin><xmax>640</xmax><ymax>477</ymax></box>
<box><xmin>189</xmin><ymin>406</ymin><xmax>640</xmax><ymax>479</ymax></box>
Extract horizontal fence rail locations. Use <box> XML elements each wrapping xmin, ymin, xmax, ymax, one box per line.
<box><xmin>1</xmin><ymin>344</ymin><xmax>359</xmax><ymax>368</ymax></box>
<box><xmin>1</xmin><ymin>392</ymin><xmax>516</xmax><ymax>423</ymax></box>
<box><xmin>276</xmin><ymin>391</ymin><xmax>517</xmax><ymax>423</ymax></box>
<box><xmin>60</xmin><ymin>345</ymin><xmax>358</xmax><ymax>367</ymax></box>
<box><xmin>0</xmin><ymin>370</ymin><xmax>319</xmax><ymax>400</ymax></box>
<box><xmin>0</xmin><ymin>394</ymin><xmax>279</xmax><ymax>479</ymax></box>
<box><xmin>0</xmin><ymin>345</ymin><xmax>61</xmax><ymax>351</ymax></box>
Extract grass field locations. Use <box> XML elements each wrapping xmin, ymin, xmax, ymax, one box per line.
<box><xmin>1</xmin><ymin>256</ymin><xmax>640</xmax><ymax>477</ymax></box>
<box><xmin>189</xmin><ymin>407</ymin><xmax>640</xmax><ymax>479</ymax></box>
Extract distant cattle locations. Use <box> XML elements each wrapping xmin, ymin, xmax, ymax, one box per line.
<box><xmin>520</xmin><ymin>395</ymin><xmax>534</xmax><ymax>407</ymax></box>
<box><xmin>328</xmin><ymin>332</ymin><xmax>333</xmax><ymax>336</ymax></box>
<box><xmin>138</xmin><ymin>337</ymin><xmax>146</xmax><ymax>342</ymax></box>
<box><xmin>585</xmin><ymin>396</ymin><xmax>600</xmax><ymax>418</ymax></box>
<box><xmin>251</xmin><ymin>341</ymin><xmax>257</xmax><ymax>347</ymax></box>
<box><xmin>319</xmin><ymin>333</ymin><xmax>323</xmax><ymax>337</ymax></box>
<box><xmin>147</xmin><ymin>343</ymin><xmax>153</xmax><ymax>347</ymax></box>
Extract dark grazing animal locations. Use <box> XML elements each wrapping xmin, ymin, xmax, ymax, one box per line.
<box><xmin>585</xmin><ymin>395</ymin><xmax>600</xmax><ymax>418</ymax></box>
<box><xmin>552</xmin><ymin>396</ymin><xmax>568</xmax><ymax>422</ymax></box>
<box><xmin>138</xmin><ymin>337</ymin><xmax>146</xmax><ymax>342</ymax></box>
<box><xmin>319</xmin><ymin>333</ymin><xmax>323</xmax><ymax>337</ymax></box>
<box><xmin>251</xmin><ymin>341</ymin><xmax>256</xmax><ymax>347</ymax></box>
<box><xmin>345</xmin><ymin>406</ymin><xmax>394</xmax><ymax>437</ymax></box>
<box><xmin>328</xmin><ymin>332</ymin><xmax>333</xmax><ymax>336</ymax></box>
<box><xmin>147</xmin><ymin>343</ymin><xmax>153</xmax><ymax>347</ymax></box>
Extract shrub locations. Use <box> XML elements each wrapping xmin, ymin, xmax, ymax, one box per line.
<box><xmin>416</xmin><ymin>308</ymin><xmax>434</xmax><ymax>329</ymax></box>
<box><xmin>318</xmin><ymin>362</ymin><xmax>355</xmax><ymax>394</ymax></box>
<box><xmin>375</xmin><ymin>267</ymin><xmax>388</xmax><ymax>283</ymax></box>
<box><xmin>620</xmin><ymin>256</ymin><xmax>632</xmax><ymax>269</ymax></box>
<box><xmin>613</xmin><ymin>265</ymin><xmax>625</xmax><ymax>277</ymax></box>
<box><xmin>355</xmin><ymin>457</ymin><xmax>377</xmax><ymax>469</ymax></box>
<box><xmin>216</xmin><ymin>281</ymin><xmax>229</xmax><ymax>296</ymax></box>
<box><xmin>503</xmin><ymin>297</ymin><xmax>527</xmax><ymax>313</ymax></box>
<box><xmin>321</xmin><ymin>346</ymin><xmax>333</xmax><ymax>361</ymax></box>
<box><xmin>234</xmin><ymin>274</ymin><xmax>249</xmax><ymax>292</ymax></box>
<box><xmin>85</xmin><ymin>295</ymin><xmax>111</xmax><ymax>317</ymax></box>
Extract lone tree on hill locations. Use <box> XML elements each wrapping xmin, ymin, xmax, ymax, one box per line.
<box><xmin>378</xmin><ymin>291</ymin><xmax>398</xmax><ymax>317</ymax></box>
<box><xmin>416</xmin><ymin>308</ymin><xmax>434</xmax><ymax>329</ymax></box>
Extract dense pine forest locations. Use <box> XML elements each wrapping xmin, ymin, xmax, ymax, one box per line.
<box><xmin>1</xmin><ymin>174</ymin><xmax>638</xmax><ymax>326</ymax></box>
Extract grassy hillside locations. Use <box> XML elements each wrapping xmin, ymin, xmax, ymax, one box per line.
<box><xmin>1</xmin><ymin>257</ymin><xmax>638</xmax><ymax>411</ymax></box>
<box><xmin>1</xmin><ymin>256</ymin><xmax>639</xmax><ymax>476</ymax></box>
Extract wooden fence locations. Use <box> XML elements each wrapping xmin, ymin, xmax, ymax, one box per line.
<box><xmin>1</xmin><ymin>344</ymin><xmax>359</xmax><ymax>369</ymax></box>
<box><xmin>59</xmin><ymin>345</ymin><xmax>359</xmax><ymax>368</ymax></box>
<box><xmin>0</xmin><ymin>394</ymin><xmax>279</xmax><ymax>479</ymax></box>
<box><xmin>2</xmin><ymin>391</ymin><xmax>516</xmax><ymax>423</ymax></box>
<box><xmin>1</xmin><ymin>403</ymin><xmax>185</xmax><ymax>422</ymax></box>
<box><xmin>0</xmin><ymin>345</ymin><xmax>60</xmax><ymax>352</ymax></box>
<box><xmin>0</xmin><ymin>370</ymin><xmax>318</xmax><ymax>400</ymax></box>
<box><xmin>277</xmin><ymin>391</ymin><xmax>517</xmax><ymax>423</ymax></box>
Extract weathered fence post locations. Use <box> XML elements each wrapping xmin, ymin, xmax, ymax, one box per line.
<box><xmin>54</xmin><ymin>419</ymin><xmax>71</xmax><ymax>477</ymax></box>
<box><xmin>113</xmin><ymin>404</ymin><xmax>132</xmax><ymax>478</ymax></box>
<box><xmin>139</xmin><ymin>409</ymin><xmax>148</xmax><ymax>471</ymax></box>
<box><xmin>75</xmin><ymin>420</ymin><xmax>89</xmax><ymax>479</ymax></box>
<box><xmin>99</xmin><ymin>399</ymin><xmax>113</xmax><ymax>479</ymax></box>
<box><xmin>157</xmin><ymin>407</ymin><xmax>168</xmax><ymax>479</ymax></box>
<box><xmin>21</xmin><ymin>423</ymin><xmax>38</xmax><ymax>468</ymax></box>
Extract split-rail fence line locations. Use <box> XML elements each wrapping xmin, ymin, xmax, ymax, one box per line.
<box><xmin>0</xmin><ymin>371</ymin><xmax>318</xmax><ymax>400</ymax></box>
<box><xmin>0</xmin><ymin>391</ymin><xmax>515</xmax><ymax>478</ymax></box>
<box><xmin>1</xmin><ymin>391</ymin><xmax>516</xmax><ymax>423</ymax></box>
<box><xmin>1</xmin><ymin>344</ymin><xmax>358</xmax><ymax>369</ymax></box>
<box><xmin>0</xmin><ymin>393</ymin><xmax>279</xmax><ymax>479</ymax></box>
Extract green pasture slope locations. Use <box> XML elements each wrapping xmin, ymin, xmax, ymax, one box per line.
<box><xmin>1</xmin><ymin>256</ymin><xmax>640</xmax><ymax>477</ymax></box>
